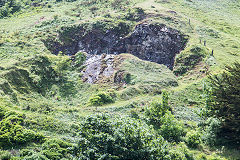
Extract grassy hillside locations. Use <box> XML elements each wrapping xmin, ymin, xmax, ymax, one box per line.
<box><xmin>0</xmin><ymin>0</ymin><xmax>240</xmax><ymax>159</ymax></box>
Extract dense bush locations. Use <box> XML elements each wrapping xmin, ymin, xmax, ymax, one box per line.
<box><xmin>42</xmin><ymin>139</ymin><xmax>73</xmax><ymax>160</ymax></box>
<box><xmin>89</xmin><ymin>92</ymin><xmax>114</xmax><ymax>106</ymax></box>
<box><xmin>90</xmin><ymin>18</ymin><xmax>132</xmax><ymax>36</ymax></box>
<box><xmin>18</xmin><ymin>139</ymin><xmax>74</xmax><ymax>159</ymax></box>
<box><xmin>73</xmin><ymin>51</ymin><xmax>87</xmax><ymax>68</ymax></box>
<box><xmin>123</xmin><ymin>7</ymin><xmax>145</xmax><ymax>21</ymax></box>
<box><xmin>207</xmin><ymin>62</ymin><xmax>240</xmax><ymax>145</ymax></box>
<box><xmin>52</xmin><ymin>54</ymin><xmax>71</xmax><ymax>78</ymax></box>
<box><xmin>29</xmin><ymin>55</ymin><xmax>57</xmax><ymax>93</ymax></box>
<box><xmin>145</xmin><ymin>92</ymin><xmax>184</xmax><ymax>142</ymax></box>
<box><xmin>159</xmin><ymin>111</ymin><xmax>184</xmax><ymax>142</ymax></box>
<box><xmin>185</xmin><ymin>130</ymin><xmax>201</xmax><ymax>148</ymax></box>
<box><xmin>0</xmin><ymin>0</ymin><xmax>21</xmax><ymax>18</ymax></box>
<box><xmin>0</xmin><ymin>108</ymin><xmax>45</xmax><ymax>148</ymax></box>
<box><xmin>17</xmin><ymin>139</ymin><xmax>74</xmax><ymax>160</ymax></box>
<box><xmin>200</xmin><ymin>118</ymin><xmax>221</xmax><ymax>146</ymax></box>
<box><xmin>110</xmin><ymin>0</ymin><xmax>131</xmax><ymax>9</ymax></box>
<box><xmin>175</xmin><ymin>142</ymin><xmax>194</xmax><ymax>160</ymax></box>
<box><xmin>145</xmin><ymin>90</ymin><xmax>171</xmax><ymax>126</ymax></box>
<box><xmin>21</xmin><ymin>152</ymin><xmax>48</xmax><ymax>160</ymax></box>
<box><xmin>0</xmin><ymin>150</ymin><xmax>11</xmax><ymax>160</ymax></box>
<box><xmin>0</xmin><ymin>106</ymin><xmax>5</xmax><ymax>119</ymax></box>
<box><xmin>74</xmin><ymin>114</ymin><xmax>190</xmax><ymax>159</ymax></box>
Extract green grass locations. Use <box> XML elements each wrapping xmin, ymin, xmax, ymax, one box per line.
<box><xmin>120</xmin><ymin>54</ymin><xmax>177</xmax><ymax>86</ymax></box>
<box><xmin>155</xmin><ymin>0</ymin><xmax>240</xmax><ymax>67</ymax></box>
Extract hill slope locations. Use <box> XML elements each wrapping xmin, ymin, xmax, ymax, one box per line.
<box><xmin>0</xmin><ymin>0</ymin><xmax>240</xmax><ymax>159</ymax></box>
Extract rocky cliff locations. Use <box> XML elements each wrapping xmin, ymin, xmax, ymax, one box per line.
<box><xmin>44</xmin><ymin>22</ymin><xmax>188</xmax><ymax>70</ymax></box>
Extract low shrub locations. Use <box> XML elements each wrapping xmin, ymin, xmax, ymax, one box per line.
<box><xmin>73</xmin><ymin>51</ymin><xmax>87</xmax><ymax>68</ymax></box>
<box><xmin>185</xmin><ymin>130</ymin><xmax>201</xmax><ymax>148</ymax></box>
<box><xmin>200</xmin><ymin>118</ymin><xmax>221</xmax><ymax>146</ymax></box>
<box><xmin>159</xmin><ymin>111</ymin><xmax>185</xmax><ymax>142</ymax></box>
<box><xmin>23</xmin><ymin>100</ymin><xmax>54</xmax><ymax>114</ymax></box>
<box><xmin>89</xmin><ymin>92</ymin><xmax>114</xmax><ymax>106</ymax></box>
<box><xmin>42</xmin><ymin>139</ymin><xmax>73</xmax><ymax>160</ymax></box>
<box><xmin>21</xmin><ymin>152</ymin><xmax>48</xmax><ymax>160</ymax></box>
<box><xmin>145</xmin><ymin>90</ymin><xmax>171</xmax><ymax>126</ymax></box>
<box><xmin>0</xmin><ymin>150</ymin><xmax>11</xmax><ymax>160</ymax></box>
<box><xmin>123</xmin><ymin>7</ymin><xmax>145</xmax><ymax>21</ymax></box>
<box><xmin>0</xmin><ymin>0</ymin><xmax>21</xmax><ymax>18</ymax></box>
<box><xmin>206</xmin><ymin>154</ymin><xmax>226</xmax><ymax>160</ymax></box>
<box><xmin>118</xmin><ymin>86</ymin><xmax>141</xmax><ymax>100</ymax></box>
<box><xmin>0</xmin><ymin>110</ymin><xmax>45</xmax><ymax>148</ymax></box>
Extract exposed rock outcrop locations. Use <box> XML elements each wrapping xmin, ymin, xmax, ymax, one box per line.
<box><xmin>44</xmin><ymin>22</ymin><xmax>188</xmax><ymax>70</ymax></box>
<box><xmin>82</xmin><ymin>54</ymin><xmax>116</xmax><ymax>83</ymax></box>
<box><xmin>81</xmin><ymin>53</ymin><xmax>178</xmax><ymax>87</ymax></box>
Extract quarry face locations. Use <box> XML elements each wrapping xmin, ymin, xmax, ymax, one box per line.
<box><xmin>45</xmin><ymin>23</ymin><xmax>187</xmax><ymax>69</ymax></box>
<box><xmin>44</xmin><ymin>22</ymin><xmax>188</xmax><ymax>83</ymax></box>
<box><xmin>77</xmin><ymin>23</ymin><xmax>187</xmax><ymax>70</ymax></box>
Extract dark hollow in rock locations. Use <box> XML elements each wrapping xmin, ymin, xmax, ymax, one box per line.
<box><xmin>44</xmin><ymin>23</ymin><xmax>188</xmax><ymax>70</ymax></box>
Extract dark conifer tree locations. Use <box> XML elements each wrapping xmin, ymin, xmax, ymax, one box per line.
<box><xmin>208</xmin><ymin>62</ymin><xmax>240</xmax><ymax>145</ymax></box>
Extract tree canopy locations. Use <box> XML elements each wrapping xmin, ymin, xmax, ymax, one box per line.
<box><xmin>208</xmin><ymin>62</ymin><xmax>240</xmax><ymax>145</ymax></box>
